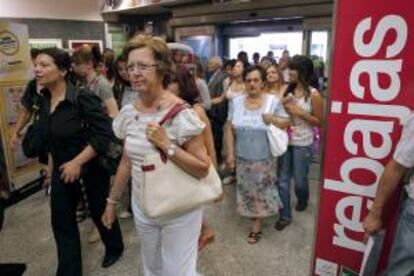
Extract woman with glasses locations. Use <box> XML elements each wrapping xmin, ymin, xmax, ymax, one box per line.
<box><xmin>225</xmin><ymin>65</ymin><xmax>289</xmax><ymax>244</ymax></box>
<box><xmin>102</xmin><ymin>35</ymin><xmax>211</xmax><ymax>276</ymax></box>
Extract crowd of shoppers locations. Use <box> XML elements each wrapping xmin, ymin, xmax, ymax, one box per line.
<box><xmin>8</xmin><ymin>33</ymin><xmax>331</xmax><ymax>275</ymax></box>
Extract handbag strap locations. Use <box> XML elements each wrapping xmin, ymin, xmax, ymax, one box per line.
<box><xmin>158</xmin><ymin>102</ymin><xmax>188</xmax><ymax>125</ymax></box>
<box><xmin>156</xmin><ymin>102</ymin><xmax>188</xmax><ymax>163</ymax></box>
<box><xmin>263</xmin><ymin>95</ymin><xmax>273</xmax><ymax>114</ymax></box>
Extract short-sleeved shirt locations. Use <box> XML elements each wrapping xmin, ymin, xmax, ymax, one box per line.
<box><xmin>38</xmin><ymin>83</ymin><xmax>112</xmax><ymax>167</ymax></box>
<box><xmin>228</xmin><ymin>94</ymin><xmax>288</xmax><ymax>160</ymax></box>
<box><xmin>87</xmin><ymin>75</ymin><xmax>114</xmax><ymax>102</ymax></box>
<box><xmin>113</xmin><ymin>103</ymin><xmax>205</xmax><ymax>205</ymax></box>
<box><xmin>393</xmin><ymin>113</ymin><xmax>414</xmax><ymax>199</ymax></box>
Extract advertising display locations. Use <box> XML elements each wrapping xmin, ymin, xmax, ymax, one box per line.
<box><xmin>313</xmin><ymin>1</ymin><xmax>413</xmax><ymax>275</ymax></box>
<box><xmin>0</xmin><ymin>21</ymin><xmax>42</xmax><ymax>193</ymax></box>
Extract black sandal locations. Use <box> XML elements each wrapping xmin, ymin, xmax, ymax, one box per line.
<box><xmin>247</xmin><ymin>231</ymin><xmax>262</xmax><ymax>244</ymax></box>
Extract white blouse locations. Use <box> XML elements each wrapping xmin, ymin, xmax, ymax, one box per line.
<box><xmin>113</xmin><ymin>103</ymin><xmax>205</xmax><ymax>204</ymax></box>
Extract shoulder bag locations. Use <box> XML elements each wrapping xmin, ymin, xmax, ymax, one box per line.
<box><xmin>263</xmin><ymin>95</ymin><xmax>289</xmax><ymax>157</ymax></box>
<box><xmin>140</xmin><ymin>103</ymin><xmax>223</xmax><ymax>219</ymax></box>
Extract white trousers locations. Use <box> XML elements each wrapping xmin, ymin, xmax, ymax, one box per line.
<box><xmin>132</xmin><ymin>202</ymin><xmax>202</xmax><ymax>276</ymax></box>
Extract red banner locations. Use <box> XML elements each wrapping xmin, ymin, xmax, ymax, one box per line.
<box><xmin>313</xmin><ymin>1</ymin><xmax>414</xmax><ymax>275</ymax></box>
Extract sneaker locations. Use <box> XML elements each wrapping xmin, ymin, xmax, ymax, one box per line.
<box><xmin>119</xmin><ymin>211</ymin><xmax>132</xmax><ymax>219</ymax></box>
<box><xmin>274</xmin><ymin>219</ymin><xmax>291</xmax><ymax>231</ymax></box>
<box><xmin>222</xmin><ymin>175</ymin><xmax>236</xmax><ymax>185</ymax></box>
<box><xmin>88</xmin><ymin>225</ymin><xmax>101</xmax><ymax>243</ymax></box>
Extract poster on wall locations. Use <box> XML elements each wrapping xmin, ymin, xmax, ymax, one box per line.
<box><xmin>0</xmin><ymin>21</ymin><xmax>32</xmax><ymax>82</ymax></box>
<box><xmin>313</xmin><ymin>0</ymin><xmax>413</xmax><ymax>275</ymax></box>
<box><xmin>29</xmin><ymin>39</ymin><xmax>63</xmax><ymax>49</ymax></box>
<box><xmin>0</xmin><ymin>22</ymin><xmax>42</xmax><ymax>192</ymax></box>
<box><xmin>68</xmin><ymin>40</ymin><xmax>103</xmax><ymax>52</ymax></box>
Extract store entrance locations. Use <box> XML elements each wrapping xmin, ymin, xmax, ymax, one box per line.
<box><xmin>228</xmin><ymin>31</ymin><xmax>303</xmax><ymax>62</ymax></box>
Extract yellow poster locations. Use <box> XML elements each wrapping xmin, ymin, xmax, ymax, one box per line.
<box><xmin>0</xmin><ymin>22</ymin><xmax>41</xmax><ymax>192</ymax></box>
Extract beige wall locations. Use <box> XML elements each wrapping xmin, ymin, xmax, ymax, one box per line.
<box><xmin>0</xmin><ymin>0</ymin><xmax>103</xmax><ymax>21</ymax></box>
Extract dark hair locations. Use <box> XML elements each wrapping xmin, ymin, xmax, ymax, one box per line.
<box><xmin>30</xmin><ymin>48</ymin><xmax>41</xmax><ymax>60</ymax></box>
<box><xmin>102</xmin><ymin>50</ymin><xmax>116</xmax><ymax>81</ymax></box>
<box><xmin>285</xmin><ymin>55</ymin><xmax>317</xmax><ymax>99</ymax></box>
<box><xmin>253</xmin><ymin>52</ymin><xmax>260</xmax><ymax>59</ymax></box>
<box><xmin>113</xmin><ymin>54</ymin><xmax>131</xmax><ymax>106</ymax></box>
<box><xmin>224</xmin><ymin>59</ymin><xmax>236</xmax><ymax>69</ymax></box>
<box><xmin>38</xmin><ymin>47</ymin><xmax>74</xmax><ymax>82</ymax></box>
<box><xmin>195</xmin><ymin>58</ymin><xmax>205</xmax><ymax>79</ymax></box>
<box><xmin>72</xmin><ymin>44</ymin><xmax>103</xmax><ymax>68</ymax></box>
<box><xmin>243</xmin><ymin>65</ymin><xmax>266</xmax><ymax>82</ymax></box>
<box><xmin>171</xmin><ymin>65</ymin><xmax>201</xmax><ymax>106</ymax></box>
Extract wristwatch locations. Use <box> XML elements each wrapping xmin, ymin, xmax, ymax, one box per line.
<box><xmin>166</xmin><ymin>143</ymin><xmax>177</xmax><ymax>157</ymax></box>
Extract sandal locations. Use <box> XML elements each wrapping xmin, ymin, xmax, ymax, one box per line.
<box><xmin>247</xmin><ymin>231</ymin><xmax>262</xmax><ymax>244</ymax></box>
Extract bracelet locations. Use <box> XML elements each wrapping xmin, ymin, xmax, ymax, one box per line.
<box><xmin>106</xmin><ymin>197</ymin><xmax>119</xmax><ymax>205</ymax></box>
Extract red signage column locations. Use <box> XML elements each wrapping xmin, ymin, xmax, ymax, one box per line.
<box><xmin>313</xmin><ymin>1</ymin><xmax>414</xmax><ymax>275</ymax></box>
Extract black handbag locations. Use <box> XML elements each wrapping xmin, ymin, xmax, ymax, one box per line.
<box><xmin>22</xmin><ymin>96</ymin><xmax>44</xmax><ymax>158</ymax></box>
<box><xmin>77</xmin><ymin>90</ymin><xmax>122</xmax><ymax>175</ymax></box>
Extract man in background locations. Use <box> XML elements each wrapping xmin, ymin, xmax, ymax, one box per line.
<box><xmin>207</xmin><ymin>56</ymin><xmax>228</xmax><ymax>163</ymax></box>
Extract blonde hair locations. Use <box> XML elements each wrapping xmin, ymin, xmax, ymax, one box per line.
<box><xmin>123</xmin><ymin>34</ymin><xmax>172</xmax><ymax>86</ymax></box>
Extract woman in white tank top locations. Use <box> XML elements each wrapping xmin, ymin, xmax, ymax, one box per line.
<box><xmin>211</xmin><ymin>59</ymin><xmax>246</xmax><ymax>105</ymax></box>
<box><xmin>275</xmin><ymin>55</ymin><xmax>324</xmax><ymax>231</ymax></box>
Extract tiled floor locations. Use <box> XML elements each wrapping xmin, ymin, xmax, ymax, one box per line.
<box><xmin>0</xmin><ymin>163</ymin><xmax>321</xmax><ymax>276</ymax></box>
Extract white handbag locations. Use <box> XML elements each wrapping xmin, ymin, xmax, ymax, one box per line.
<box><xmin>140</xmin><ymin>103</ymin><xmax>223</xmax><ymax>219</ymax></box>
<box><xmin>264</xmin><ymin>95</ymin><xmax>289</xmax><ymax>157</ymax></box>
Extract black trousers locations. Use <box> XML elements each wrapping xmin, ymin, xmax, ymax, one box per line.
<box><xmin>211</xmin><ymin>118</ymin><xmax>225</xmax><ymax>163</ymax></box>
<box><xmin>50</xmin><ymin>161</ymin><xmax>124</xmax><ymax>276</ymax></box>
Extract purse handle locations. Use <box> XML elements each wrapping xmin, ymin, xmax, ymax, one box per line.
<box><xmin>156</xmin><ymin>102</ymin><xmax>188</xmax><ymax>163</ymax></box>
<box><xmin>159</xmin><ymin>102</ymin><xmax>187</xmax><ymax>125</ymax></box>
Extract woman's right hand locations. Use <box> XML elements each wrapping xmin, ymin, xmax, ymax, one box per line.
<box><xmin>101</xmin><ymin>204</ymin><xmax>116</xmax><ymax>230</ymax></box>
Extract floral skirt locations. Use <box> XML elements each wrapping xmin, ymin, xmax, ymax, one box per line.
<box><xmin>236</xmin><ymin>158</ymin><xmax>282</xmax><ymax>218</ymax></box>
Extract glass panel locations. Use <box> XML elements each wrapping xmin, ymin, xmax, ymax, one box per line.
<box><xmin>310</xmin><ymin>31</ymin><xmax>328</xmax><ymax>62</ymax></box>
<box><xmin>229</xmin><ymin>32</ymin><xmax>303</xmax><ymax>62</ymax></box>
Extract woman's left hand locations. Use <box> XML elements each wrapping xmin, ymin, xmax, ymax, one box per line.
<box><xmin>146</xmin><ymin>123</ymin><xmax>171</xmax><ymax>150</ymax></box>
<box><xmin>285</xmin><ymin>103</ymin><xmax>305</xmax><ymax>117</ymax></box>
<box><xmin>60</xmin><ymin>160</ymin><xmax>82</xmax><ymax>184</ymax></box>
<box><xmin>262</xmin><ymin>113</ymin><xmax>274</xmax><ymax>125</ymax></box>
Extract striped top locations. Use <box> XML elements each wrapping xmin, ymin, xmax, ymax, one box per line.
<box><xmin>113</xmin><ymin>103</ymin><xmax>205</xmax><ymax>204</ymax></box>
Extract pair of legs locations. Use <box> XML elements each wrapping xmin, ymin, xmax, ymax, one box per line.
<box><xmin>236</xmin><ymin>158</ymin><xmax>280</xmax><ymax>243</ymax></box>
<box><xmin>50</xmin><ymin>162</ymin><xmax>124</xmax><ymax>276</ymax></box>
<box><xmin>133</xmin><ymin>202</ymin><xmax>202</xmax><ymax>276</ymax></box>
<box><xmin>386</xmin><ymin>197</ymin><xmax>414</xmax><ymax>276</ymax></box>
<box><xmin>277</xmin><ymin>145</ymin><xmax>313</xmax><ymax>228</ymax></box>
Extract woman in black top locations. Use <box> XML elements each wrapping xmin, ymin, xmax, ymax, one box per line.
<box><xmin>34</xmin><ymin>48</ymin><xmax>123</xmax><ymax>276</ymax></box>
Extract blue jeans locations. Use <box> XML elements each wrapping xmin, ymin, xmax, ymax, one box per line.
<box><xmin>386</xmin><ymin>197</ymin><xmax>414</xmax><ymax>276</ymax></box>
<box><xmin>277</xmin><ymin>145</ymin><xmax>313</xmax><ymax>222</ymax></box>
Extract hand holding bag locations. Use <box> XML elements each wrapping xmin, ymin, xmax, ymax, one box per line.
<box><xmin>263</xmin><ymin>96</ymin><xmax>289</xmax><ymax>157</ymax></box>
<box><xmin>140</xmin><ymin>103</ymin><xmax>223</xmax><ymax>219</ymax></box>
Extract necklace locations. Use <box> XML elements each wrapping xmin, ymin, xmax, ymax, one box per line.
<box><xmin>133</xmin><ymin>94</ymin><xmax>167</xmax><ymax>120</ymax></box>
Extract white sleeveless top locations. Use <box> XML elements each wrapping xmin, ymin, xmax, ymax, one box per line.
<box><xmin>289</xmin><ymin>88</ymin><xmax>318</xmax><ymax>147</ymax></box>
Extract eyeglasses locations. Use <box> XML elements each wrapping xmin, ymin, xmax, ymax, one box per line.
<box><xmin>127</xmin><ymin>62</ymin><xmax>158</xmax><ymax>73</ymax></box>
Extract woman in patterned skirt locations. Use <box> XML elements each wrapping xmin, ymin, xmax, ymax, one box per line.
<box><xmin>225</xmin><ymin>65</ymin><xmax>289</xmax><ymax>244</ymax></box>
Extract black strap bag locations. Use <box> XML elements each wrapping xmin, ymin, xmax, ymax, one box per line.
<box><xmin>77</xmin><ymin>89</ymin><xmax>122</xmax><ymax>175</ymax></box>
<box><xmin>22</xmin><ymin>95</ymin><xmax>44</xmax><ymax>158</ymax></box>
